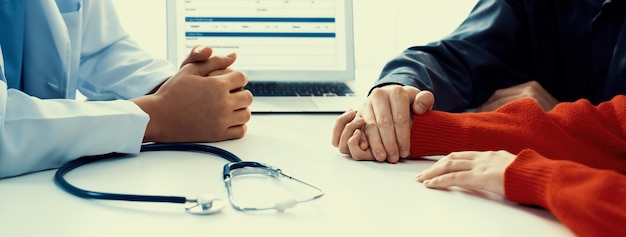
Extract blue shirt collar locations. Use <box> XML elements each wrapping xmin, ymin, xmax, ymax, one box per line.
<box><xmin>0</xmin><ymin>0</ymin><xmax>24</xmax><ymax>89</ymax></box>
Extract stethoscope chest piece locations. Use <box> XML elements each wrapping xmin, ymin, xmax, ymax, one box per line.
<box><xmin>185</xmin><ymin>194</ymin><xmax>227</xmax><ymax>215</ymax></box>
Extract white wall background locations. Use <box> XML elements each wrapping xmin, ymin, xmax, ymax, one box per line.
<box><xmin>112</xmin><ymin>0</ymin><xmax>476</xmax><ymax>70</ymax></box>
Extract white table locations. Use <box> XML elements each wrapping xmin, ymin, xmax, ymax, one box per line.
<box><xmin>0</xmin><ymin>114</ymin><xmax>574</xmax><ymax>237</ymax></box>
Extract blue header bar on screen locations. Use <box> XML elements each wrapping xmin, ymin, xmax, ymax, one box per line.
<box><xmin>185</xmin><ymin>32</ymin><xmax>336</xmax><ymax>38</ymax></box>
<box><xmin>185</xmin><ymin>17</ymin><xmax>336</xmax><ymax>23</ymax></box>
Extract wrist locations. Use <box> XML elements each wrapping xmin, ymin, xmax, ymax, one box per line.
<box><xmin>131</xmin><ymin>95</ymin><xmax>163</xmax><ymax>142</ymax></box>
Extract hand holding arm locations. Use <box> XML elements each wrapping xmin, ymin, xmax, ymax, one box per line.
<box><xmin>332</xmin><ymin>87</ymin><xmax>434</xmax><ymax>162</ymax></box>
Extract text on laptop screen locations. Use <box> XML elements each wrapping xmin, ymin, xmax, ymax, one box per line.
<box><xmin>174</xmin><ymin>0</ymin><xmax>350</xmax><ymax>72</ymax></box>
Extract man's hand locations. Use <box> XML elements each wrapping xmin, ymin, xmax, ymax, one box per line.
<box><xmin>476</xmin><ymin>81</ymin><xmax>558</xmax><ymax>112</ymax></box>
<box><xmin>132</xmin><ymin>51</ymin><xmax>253</xmax><ymax>143</ymax></box>
<box><xmin>332</xmin><ymin>85</ymin><xmax>434</xmax><ymax>162</ymax></box>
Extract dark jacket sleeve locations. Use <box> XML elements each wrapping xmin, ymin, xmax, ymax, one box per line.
<box><xmin>375</xmin><ymin>0</ymin><xmax>536</xmax><ymax>112</ymax></box>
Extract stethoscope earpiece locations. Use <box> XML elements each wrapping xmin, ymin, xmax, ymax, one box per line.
<box><xmin>274</xmin><ymin>199</ymin><xmax>297</xmax><ymax>212</ymax></box>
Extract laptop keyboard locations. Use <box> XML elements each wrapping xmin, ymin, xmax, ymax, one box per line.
<box><xmin>245</xmin><ymin>82</ymin><xmax>354</xmax><ymax>97</ymax></box>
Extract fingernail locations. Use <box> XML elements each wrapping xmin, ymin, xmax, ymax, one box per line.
<box><xmin>226</xmin><ymin>52</ymin><xmax>236</xmax><ymax>58</ymax></box>
<box><xmin>416</xmin><ymin>102</ymin><xmax>427</xmax><ymax>113</ymax></box>
<box><xmin>388</xmin><ymin>150</ymin><xmax>397</xmax><ymax>159</ymax></box>
<box><xmin>400</xmin><ymin>148</ymin><xmax>409</xmax><ymax>157</ymax></box>
<box><xmin>376</xmin><ymin>150</ymin><xmax>386</xmax><ymax>160</ymax></box>
<box><xmin>194</xmin><ymin>46</ymin><xmax>206</xmax><ymax>53</ymax></box>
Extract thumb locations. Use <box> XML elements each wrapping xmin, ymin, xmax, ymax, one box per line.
<box><xmin>412</xmin><ymin>91</ymin><xmax>435</xmax><ymax>114</ymax></box>
<box><xmin>193</xmin><ymin>52</ymin><xmax>237</xmax><ymax>76</ymax></box>
<box><xmin>179</xmin><ymin>45</ymin><xmax>214</xmax><ymax>68</ymax></box>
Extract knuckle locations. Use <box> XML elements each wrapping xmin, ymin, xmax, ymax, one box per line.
<box><xmin>522</xmin><ymin>86</ymin><xmax>538</xmax><ymax>96</ymax></box>
<box><xmin>212</xmin><ymin>77</ymin><xmax>228</xmax><ymax>88</ymax></box>
<box><xmin>488</xmin><ymin>150</ymin><xmax>501</xmax><ymax>157</ymax></box>
<box><xmin>448</xmin><ymin>172</ymin><xmax>458</xmax><ymax>181</ymax></box>
<box><xmin>180</xmin><ymin>63</ymin><xmax>193</xmax><ymax>71</ymax></box>
<box><xmin>475</xmin><ymin>165</ymin><xmax>489</xmax><ymax>174</ymax></box>
<box><xmin>232</xmin><ymin>134</ymin><xmax>244</xmax><ymax>140</ymax></box>
<box><xmin>390</xmin><ymin>85</ymin><xmax>405</xmax><ymax>94</ymax></box>
<box><xmin>339</xmin><ymin>146</ymin><xmax>350</xmax><ymax>155</ymax></box>
<box><xmin>233</xmin><ymin>71</ymin><xmax>246</xmax><ymax>80</ymax></box>
<box><xmin>377</xmin><ymin>117</ymin><xmax>393</xmax><ymax>128</ymax></box>
<box><xmin>244</xmin><ymin>91</ymin><xmax>254</xmax><ymax>103</ymax></box>
<box><xmin>447</xmin><ymin>152</ymin><xmax>460</xmax><ymax>160</ymax></box>
<box><xmin>241</xmin><ymin>125</ymin><xmax>248</xmax><ymax>135</ymax></box>
<box><xmin>364</xmin><ymin>122</ymin><xmax>378</xmax><ymax>131</ymax></box>
<box><xmin>430</xmin><ymin>177</ymin><xmax>443</xmax><ymax>187</ymax></box>
<box><xmin>369</xmin><ymin>88</ymin><xmax>385</xmax><ymax>98</ymax></box>
<box><xmin>242</xmin><ymin>109</ymin><xmax>252</xmax><ymax>122</ymax></box>
<box><xmin>527</xmin><ymin>80</ymin><xmax>540</xmax><ymax>88</ymax></box>
<box><xmin>232</xmin><ymin>131</ymin><xmax>245</xmax><ymax>140</ymax></box>
<box><xmin>371</xmin><ymin>85</ymin><xmax>399</xmax><ymax>97</ymax></box>
<box><xmin>393</xmin><ymin>113</ymin><xmax>410</xmax><ymax>125</ymax></box>
<box><xmin>492</xmin><ymin>88</ymin><xmax>504</xmax><ymax>95</ymax></box>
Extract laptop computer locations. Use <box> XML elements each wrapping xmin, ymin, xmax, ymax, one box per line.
<box><xmin>166</xmin><ymin>0</ymin><xmax>361</xmax><ymax>113</ymax></box>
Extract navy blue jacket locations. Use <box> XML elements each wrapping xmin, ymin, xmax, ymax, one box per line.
<box><xmin>376</xmin><ymin>0</ymin><xmax>626</xmax><ymax>112</ymax></box>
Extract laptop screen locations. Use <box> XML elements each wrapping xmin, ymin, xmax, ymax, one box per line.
<box><xmin>166</xmin><ymin>0</ymin><xmax>354</xmax><ymax>82</ymax></box>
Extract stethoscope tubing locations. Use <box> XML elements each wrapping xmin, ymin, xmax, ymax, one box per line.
<box><xmin>54</xmin><ymin>143</ymin><xmax>242</xmax><ymax>204</ymax></box>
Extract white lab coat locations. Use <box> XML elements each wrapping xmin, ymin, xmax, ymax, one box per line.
<box><xmin>0</xmin><ymin>0</ymin><xmax>176</xmax><ymax>178</ymax></box>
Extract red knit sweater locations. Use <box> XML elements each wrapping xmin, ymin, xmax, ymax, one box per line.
<box><xmin>410</xmin><ymin>96</ymin><xmax>626</xmax><ymax>237</ymax></box>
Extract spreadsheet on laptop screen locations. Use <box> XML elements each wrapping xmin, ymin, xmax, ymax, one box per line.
<box><xmin>172</xmin><ymin>0</ymin><xmax>351</xmax><ymax>74</ymax></box>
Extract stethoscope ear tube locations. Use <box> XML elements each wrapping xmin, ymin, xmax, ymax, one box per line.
<box><xmin>54</xmin><ymin>143</ymin><xmax>242</xmax><ymax>204</ymax></box>
<box><xmin>139</xmin><ymin>143</ymin><xmax>241</xmax><ymax>162</ymax></box>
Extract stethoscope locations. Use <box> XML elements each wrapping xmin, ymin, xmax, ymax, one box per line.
<box><xmin>54</xmin><ymin>143</ymin><xmax>324</xmax><ymax>215</ymax></box>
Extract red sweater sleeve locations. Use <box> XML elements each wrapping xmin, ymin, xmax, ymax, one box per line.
<box><xmin>410</xmin><ymin>96</ymin><xmax>626</xmax><ymax>172</ymax></box>
<box><xmin>505</xmin><ymin>149</ymin><xmax>626</xmax><ymax>237</ymax></box>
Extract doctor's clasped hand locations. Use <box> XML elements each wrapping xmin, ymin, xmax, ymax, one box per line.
<box><xmin>132</xmin><ymin>46</ymin><xmax>253</xmax><ymax>143</ymax></box>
